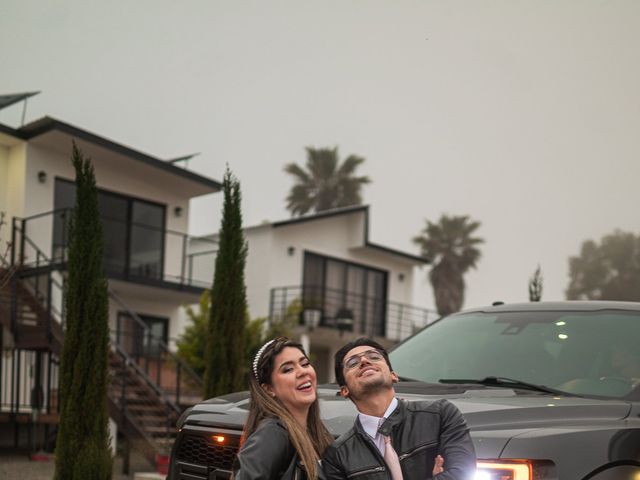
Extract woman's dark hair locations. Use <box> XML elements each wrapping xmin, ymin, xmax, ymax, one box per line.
<box><xmin>243</xmin><ymin>337</ymin><xmax>333</xmax><ymax>479</ymax></box>
<box><xmin>333</xmin><ymin>337</ymin><xmax>392</xmax><ymax>387</ymax></box>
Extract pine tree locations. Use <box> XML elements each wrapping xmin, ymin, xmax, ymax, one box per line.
<box><xmin>54</xmin><ymin>143</ymin><xmax>112</xmax><ymax>479</ymax></box>
<box><xmin>204</xmin><ymin>168</ymin><xmax>249</xmax><ymax>398</ymax></box>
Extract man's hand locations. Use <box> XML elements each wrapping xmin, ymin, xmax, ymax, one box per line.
<box><xmin>433</xmin><ymin>455</ymin><xmax>444</xmax><ymax>475</ymax></box>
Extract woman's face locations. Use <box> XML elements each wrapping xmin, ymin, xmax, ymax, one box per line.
<box><xmin>266</xmin><ymin>346</ymin><xmax>317</xmax><ymax>414</ymax></box>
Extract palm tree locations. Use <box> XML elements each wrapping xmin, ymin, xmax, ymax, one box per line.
<box><xmin>284</xmin><ymin>147</ymin><xmax>370</xmax><ymax>216</ymax></box>
<box><xmin>413</xmin><ymin>215</ymin><xmax>484</xmax><ymax>316</ymax></box>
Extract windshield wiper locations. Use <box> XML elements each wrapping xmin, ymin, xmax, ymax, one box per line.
<box><xmin>439</xmin><ymin>376</ymin><xmax>581</xmax><ymax>397</ymax></box>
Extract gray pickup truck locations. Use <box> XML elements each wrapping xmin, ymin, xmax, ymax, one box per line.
<box><xmin>169</xmin><ymin>301</ymin><xmax>640</xmax><ymax>479</ymax></box>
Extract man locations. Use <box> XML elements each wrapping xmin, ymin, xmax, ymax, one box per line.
<box><xmin>322</xmin><ymin>338</ymin><xmax>476</xmax><ymax>479</ymax></box>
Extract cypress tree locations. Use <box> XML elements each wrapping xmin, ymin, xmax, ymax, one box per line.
<box><xmin>54</xmin><ymin>143</ymin><xmax>112</xmax><ymax>479</ymax></box>
<box><xmin>204</xmin><ymin>168</ymin><xmax>248</xmax><ymax>397</ymax></box>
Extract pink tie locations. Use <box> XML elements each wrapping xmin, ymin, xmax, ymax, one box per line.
<box><xmin>383</xmin><ymin>435</ymin><xmax>403</xmax><ymax>480</ymax></box>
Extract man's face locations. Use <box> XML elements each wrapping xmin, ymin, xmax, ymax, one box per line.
<box><xmin>340</xmin><ymin>345</ymin><xmax>398</xmax><ymax>400</ymax></box>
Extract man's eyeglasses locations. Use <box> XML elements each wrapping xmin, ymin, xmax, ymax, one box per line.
<box><xmin>343</xmin><ymin>349</ymin><xmax>386</xmax><ymax>370</ymax></box>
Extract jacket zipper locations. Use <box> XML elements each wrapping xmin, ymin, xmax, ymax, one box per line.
<box><xmin>398</xmin><ymin>441</ymin><xmax>438</xmax><ymax>461</ymax></box>
<box><xmin>347</xmin><ymin>465</ymin><xmax>385</xmax><ymax>478</ymax></box>
<box><xmin>351</xmin><ymin>429</ymin><xmax>391</xmax><ymax>478</ymax></box>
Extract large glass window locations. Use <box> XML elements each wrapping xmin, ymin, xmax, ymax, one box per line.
<box><xmin>99</xmin><ymin>191</ymin><xmax>128</xmax><ymax>275</ymax></box>
<box><xmin>303</xmin><ymin>252</ymin><xmax>387</xmax><ymax>336</ymax></box>
<box><xmin>130</xmin><ymin>201</ymin><xmax>164</xmax><ymax>279</ymax></box>
<box><xmin>53</xmin><ymin>178</ymin><xmax>165</xmax><ymax>280</ymax></box>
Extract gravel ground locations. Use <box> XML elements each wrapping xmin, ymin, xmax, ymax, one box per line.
<box><xmin>0</xmin><ymin>453</ymin><xmax>164</xmax><ymax>480</ymax></box>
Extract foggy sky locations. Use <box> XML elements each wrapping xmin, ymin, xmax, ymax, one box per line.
<box><xmin>1</xmin><ymin>1</ymin><xmax>639</xmax><ymax>311</ymax></box>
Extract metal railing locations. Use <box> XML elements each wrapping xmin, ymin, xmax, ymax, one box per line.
<box><xmin>269</xmin><ymin>285</ymin><xmax>439</xmax><ymax>342</ymax></box>
<box><xmin>110</xmin><ymin>291</ymin><xmax>203</xmax><ymax>408</ymax></box>
<box><xmin>0</xmin><ymin>348</ymin><xmax>59</xmax><ymax>415</ymax></box>
<box><xmin>8</xmin><ymin>217</ymin><xmax>204</xmax><ymax>405</ymax></box>
<box><xmin>8</xmin><ymin>221</ymin><xmax>66</xmax><ymax>335</ymax></box>
<box><xmin>110</xmin><ymin>342</ymin><xmax>178</xmax><ymax>453</ymax></box>
<box><xmin>13</xmin><ymin>209</ymin><xmax>217</xmax><ymax>288</ymax></box>
<box><xmin>2</xmin><ymin>212</ymin><xmax>206</xmax><ymax>458</ymax></box>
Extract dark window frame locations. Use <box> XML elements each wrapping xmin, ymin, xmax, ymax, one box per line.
<box><xmin>116</xmin><ymin>311</ymin><xmax>169</xmax><ymax>358</ymax></box>
<box><xmin>302</xmin><ymin>251</ymin><xmax>389</xmax><ymax>335</ymax></box>
<box><xmin>53</xmin><ymin>177</ymin><xmax>167</xmax><ymax>281</ymax></box>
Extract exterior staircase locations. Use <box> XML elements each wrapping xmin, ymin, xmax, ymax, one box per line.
<box><xmin>108</xmin><ymin>346</ymin><xmax>181</xmax><ymax>460</ymax></box>
<box><xmin>1</xmin><ymin>221</ymin><xmax>204</xmax><ymax>464</ymax></box>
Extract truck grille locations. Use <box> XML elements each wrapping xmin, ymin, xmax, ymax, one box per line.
<box><xmin>176</xmin><ymin>433</ymin><xmax>240</xmax><ymax>470</ymax></box>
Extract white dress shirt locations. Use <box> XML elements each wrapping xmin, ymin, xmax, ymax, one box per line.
<box><xmin>357</xmin><ymin>397</ymin><xmax>399</xmax><ymax>455</ymax></box>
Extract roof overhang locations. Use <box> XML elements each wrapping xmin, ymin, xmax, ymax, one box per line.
<box><xmin>273</xmin><ymin>205</ymin><xmax>430</xmax><ymax>266</ymax></box>
<box><xmin>2</xmin><ymin>116</ymin><xmax>221</xmax><ymax>197</ymax></box>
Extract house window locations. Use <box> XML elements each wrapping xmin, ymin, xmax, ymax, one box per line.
<box><xmin>53</xmin><ymin>178</ymin><xmax>165</xmax><ymax>281</ymax></box>
<box><xmin>302</xmin><ymin>252</ymin><xmax>387</xmax><ymax>336</ymax></box>
<box><xmin>116</xmin><ymin>312</ymin><xmax>168</xmax><ymax>358</ymax></box>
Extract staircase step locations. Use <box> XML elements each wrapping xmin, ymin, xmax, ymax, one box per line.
<box><xmin>124</xmin><ymin>404</ymin><xmax>168</xmax><ymax>413</ymax></box>
<box><xmin>6</xmin><ymin>269</ymin><xmax>201</xmax><ymax>468</ymax></box>
<box><xmin>144</xmin><ymin>425</ymin><xmax>177</xmax><ymax>434</ymax></box>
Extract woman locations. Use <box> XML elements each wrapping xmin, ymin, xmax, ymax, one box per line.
<box><xmin>233</xmin><ymin>337</ymin><xmax>333</xmax><ymax>479</ymax></box>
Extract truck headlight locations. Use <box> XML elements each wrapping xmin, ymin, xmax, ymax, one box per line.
<box><xmin>475</xmin><ymin>460</ymin><xmax>532</xmax><ymax>480</ymax></box>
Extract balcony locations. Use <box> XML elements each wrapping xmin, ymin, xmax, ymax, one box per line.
<box><xmin>269</xmin><ymin>286</ymin><xmax>438</xmax><ymax>342</ymax></box>
<box><xmin>11</xmin><ymin>209</ymin><xmax>217</xmax><ymax>290</ymax></box>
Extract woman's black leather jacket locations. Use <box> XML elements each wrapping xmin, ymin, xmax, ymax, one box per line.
<box><xmin>233</xmin><ymin>417</ymin><xmax>306</xmax><ymax>480</ymax></box>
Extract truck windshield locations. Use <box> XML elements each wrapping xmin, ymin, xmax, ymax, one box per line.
<box><xmin>389</xmin><ymin>309</ymin><xmax>640</xmax><ymax>399</ymax></box>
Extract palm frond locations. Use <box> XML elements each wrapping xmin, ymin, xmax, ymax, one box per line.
<box><xmin>285</xmin><ymin>146</ymin><xmax>370</xmax><ymax>216</ymax></box>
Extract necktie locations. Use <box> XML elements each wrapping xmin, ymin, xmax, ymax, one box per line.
<box><xmin>383</xmin><ymin>435</ymin><xmax>403</xmax><ymax>480</ymax></box>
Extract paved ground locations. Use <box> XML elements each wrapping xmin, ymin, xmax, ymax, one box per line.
<box><xmin>0</xmin><ymin>452</ymin><xmax>164</xmax><ymax>480</ymax></box>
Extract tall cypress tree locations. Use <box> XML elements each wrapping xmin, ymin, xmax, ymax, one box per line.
<box><xmin>54</xmin><ymin>143</ymin><xmax>112</xmax><ymax>479</ymax></box>
<box><xmin>204</xmin><ymin>168</ymin><xmax>248</xmax><ymax>398</ymax></box>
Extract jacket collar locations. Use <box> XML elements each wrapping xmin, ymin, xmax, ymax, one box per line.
<box><xmin>377</xmin><ymin>397</ymin><xmax>405</xmax><ymax>436</ymax></box>
<box><xmin>354</xmin><ymin>397</ymin><xmax>405</xmax><ymax>438</ymax></box>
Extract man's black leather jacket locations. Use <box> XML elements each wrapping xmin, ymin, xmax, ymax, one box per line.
<box><xmin>322</xmin><ymin>398</ymin><xmax>476</xmax><ymax>479</ymax></box>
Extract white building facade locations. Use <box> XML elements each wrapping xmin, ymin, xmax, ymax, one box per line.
<box><xmin>0</xmin><ymin>114</ymin><xmax>219</xmax><ymax>459</ymax></box>
<box><xmin>189</xmin><ymin>205</ymin><xmax>437</xmax><ymax>382</ymax></box>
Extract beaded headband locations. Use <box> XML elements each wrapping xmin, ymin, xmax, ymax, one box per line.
<box><xmin>252</xmin><ymin>339</ymin><xmax>276</xmax><ymax>381</ymax></box>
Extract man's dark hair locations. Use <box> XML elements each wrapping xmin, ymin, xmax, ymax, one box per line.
<box><xmin>334</xmin><ymin>337</ymin><xmax>393</xmax><ymax>387</ymax></box>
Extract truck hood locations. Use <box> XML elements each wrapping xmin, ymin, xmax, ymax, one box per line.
<box><xmin>182</xmin><ymin>383</ymin><xmax>633</xmax><ymax>458</ymax></box>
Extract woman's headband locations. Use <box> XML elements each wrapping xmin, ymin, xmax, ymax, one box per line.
<box><xmin>252</xmin><ymin>339</ymin><xmax>276</xmax><ymax>381</ymax></box>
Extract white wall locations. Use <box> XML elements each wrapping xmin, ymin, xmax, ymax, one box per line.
<box><xmin>3</xmin><ymin>142</ymin><xmax>27</xmax><ymax>222</ymax></box>
<box><xmin>0</xmin><ymin>144</ymin><xmax>8</xmax><ymax>216</ymax></box>
<box><xmin>244</xmin><ymin>224</ymin><xmax>274</xmax><ymax>319</ymax></box>
<box><xmin>244</xmin><ymin>210</ymin><xmax>419</xmax><ymax>317</ymax></box>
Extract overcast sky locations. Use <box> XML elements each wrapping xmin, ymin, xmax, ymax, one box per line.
<box><xmin>1</xmin><ymin>1</ymin><xmax>639</xmax><ymax>310</ymax></box>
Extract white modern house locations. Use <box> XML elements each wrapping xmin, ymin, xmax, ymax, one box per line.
<box><xmin>0</xmin><ymin>100</ymin><xmax>220</xmax><ymax>461</ymax></box>
<box><xmin>189</xmin><ymin>205</ymin><xmax>437</xmax><ymax>382</ymax></box>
